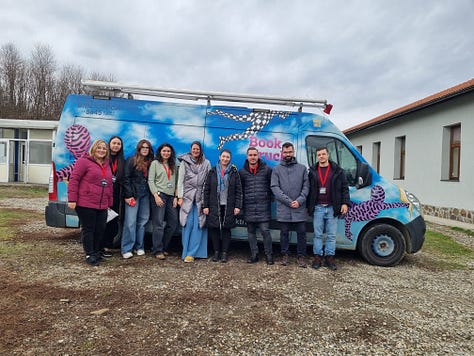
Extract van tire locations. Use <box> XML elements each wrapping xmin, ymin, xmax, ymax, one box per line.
<box><xmin>358</xmin><ymin>224</ymin><xmax>406</xmax><ymax>267</ymax></box>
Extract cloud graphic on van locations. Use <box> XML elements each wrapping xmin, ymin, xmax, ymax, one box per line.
<box><xmin>142</xmin><ymin>103</ymin><xmax>206</xmax><ymax>125</ymax></box>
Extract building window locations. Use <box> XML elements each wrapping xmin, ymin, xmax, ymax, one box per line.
<box><xmin>29</xmin><ymin>141</ymin><xmax>52</xmax><ymax>164</ymax></box>
<box><xmin>372</xmin><ymin>142</ymin><xmax>381</xmax><ymax>173</ymax></box>
<box><xmin>356</xmin><ymin>145</ymin><xmax>362</xmax><ymax>154</ymax></box>
<box><xmin>449</xmin><ymin>125</ymin><xmax>461</xmax><ymax>180</ymax></box>
<box><xmin>394</xmin><ymin>136</ymin><xmax>405</xmax><ymax>180</ymax></box>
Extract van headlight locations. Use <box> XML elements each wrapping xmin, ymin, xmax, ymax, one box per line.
<box><xmin>404</xmin><ymin>190</ymin><xmax>423</xmax><ymax>216</ymax></box>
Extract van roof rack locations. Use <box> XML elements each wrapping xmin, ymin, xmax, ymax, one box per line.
<box><xmin>81</xmin><ymin>80</ymin><xmax>327</xmax><ymax>110</ymax></box>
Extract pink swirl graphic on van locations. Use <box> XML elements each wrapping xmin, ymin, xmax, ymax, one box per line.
<box><xmin>56</xmin><ymin>124</ymin><xmax>91</xmax><ymax>181</ymax></box>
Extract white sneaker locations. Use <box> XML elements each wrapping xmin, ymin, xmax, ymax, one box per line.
<box><xmin>122</xmin><ymin>252</ymin><xmax>133</xmax><ymax>259</ymax></box>
<box><xmin>136</xmin><ymin>249</ymin><xmax>145</xmax><ymax>256</ymax></box>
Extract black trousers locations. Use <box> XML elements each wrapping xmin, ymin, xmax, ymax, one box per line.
<box><xmin>209</xmin><ymin>227</ymin><xmax>231</xmax><ymax>254</ymax></box>
<box><xmin>209</xmin><ymin>205</ymin><xmax>232</xmax><ymax>253</ymax></box>
<box><xmin>76</xmin><ymin>206</ymin><xmax>107</xmax><ymax>257</ymax></box>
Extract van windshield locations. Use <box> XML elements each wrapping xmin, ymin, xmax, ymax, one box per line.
<box><xmin>306</xmin><ymin>136</ymin><xmax>358</xmax><ymax>186</ymax></box>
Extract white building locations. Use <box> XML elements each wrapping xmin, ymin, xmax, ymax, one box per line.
<box><xmin>344</xmin><ymin>79</ymin><xmax>474</xmax><ymax>224</ymax></box>
<box><xmin>0</xmin><ymin>119</ymin><xmax>58</xmax><ymax>184</ymax></box>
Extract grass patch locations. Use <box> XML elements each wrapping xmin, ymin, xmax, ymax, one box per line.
<box><xmin>451</xmin><ymin>226</ymin><xmax>474</xmax><ymax>237</ymax></box>
<box><xmin>423</xmin><ymin>230</ymin><xmax>474</xmax><ymax>269</ymax></box>
<box><xmin>0</xmin><ymin>184</ymin><xmax>47</xmax><ymax>199</ymax></box>
<box><xmin>0</xmin><ymin>241</ymin><xmax>29</xmax><ymax>254</ymax></box>
<box><xmin>0</xmin><ymin>209</ymin><xmax>42</xmax><ymax>240</ymax></box>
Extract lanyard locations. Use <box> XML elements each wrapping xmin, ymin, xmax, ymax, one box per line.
<box><xmin>111</xmin><ymin>159</ymin><xmax>117</xmax><ymax>175</ymax></box>
<box><xmin>221</xmin><ymin>168</ymin><xmax>225</xmax><ymax>178</ymax></box>
<box><xmin>162</xmin><ymin>163</ymin><xmax>171</xmax><ymax>180</ymax></box>
<box><xmin>317</xmin><ymin>163</ymin><xmax>330</xmax><ymax>187</ymax></box>
<box><xmin>101</xmin><ymin>163</ymin><xmax>107</xmax><ymax>179</ymax></box>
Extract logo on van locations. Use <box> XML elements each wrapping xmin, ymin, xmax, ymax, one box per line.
<box><xmin>208</xmin><ymin>109</ymin><xmax>290</xmax><ymax>149</ymax></box>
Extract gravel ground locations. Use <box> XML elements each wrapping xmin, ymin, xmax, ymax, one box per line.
<box><xmin>1</xmin><ymin>196</ymin><xmax>473</xmax><ymax>355</ymax></box>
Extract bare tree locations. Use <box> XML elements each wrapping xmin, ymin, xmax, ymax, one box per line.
<box><xmin>51</xmin><ymin>64</ymin><xmax>84</xmax><ymax>118</ymax></box>
<box><xmin>0</xmin><ymin>41</ymin><xmax>118</xmax><ymax>120</ymax></box>
<box><xmin>0</xmin><ymin>43</ymin><xmax>27</xmax><ymax>118</ymax></box>
<box><xmin>87</xmin><ymin>71</ymin><xmax>116</xmax><ymax>82</ymax></box>
<box><xmin>28</xmin><ymin>43</ymin><xmax>57</xmax><ymax>119</ymax></box>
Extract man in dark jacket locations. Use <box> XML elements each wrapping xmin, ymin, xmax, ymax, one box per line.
<box><xmin>271</xmin><ymin>142</ymin><xmax>310</xmax><ymax>267</ymax></box>
<box><xmin>239</xmin><ymin>147</ymin><xmax>274</xmax><ymax>265</ymax></box>
<box><xmin>307</xmin><ymin>147</ymin><xmax>350</xmax><ymax>270</ymax></box>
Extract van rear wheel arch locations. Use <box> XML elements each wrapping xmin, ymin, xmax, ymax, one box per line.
<box><xmin>356</xmin><ymin>221</ymin><xmax>407</xmax><ymax>267</ymax></box>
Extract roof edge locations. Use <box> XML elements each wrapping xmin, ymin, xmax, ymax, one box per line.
<box><xmin>344</xmin><ymin>78</ymin><xmax>474</xmax><ymax>135</ymax></box>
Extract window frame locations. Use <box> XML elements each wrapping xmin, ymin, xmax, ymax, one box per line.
<box><xmin>449</xmin><ymin>124</ymin><xmax>461</xmax><ymax>181</ymax></box>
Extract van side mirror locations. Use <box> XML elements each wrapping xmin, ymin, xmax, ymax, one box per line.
<box><xmin>356</xmin><ymin>162</ymin><xmax>372</xmax><ymax>189</ymax></box>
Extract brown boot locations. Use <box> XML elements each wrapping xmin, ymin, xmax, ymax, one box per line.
<box><xmin>324</xmin><ymin>255</ymin><xmax>337</xmax><ymax>270</ymax></box>
<box><xmin>297</xmin><ymin>256</ymin><xmax>307</xmax><ymax>268</ymax></box>
<box><xmin>311</xmin><ymin>255</ymin><xmax>323</xmax><ymax>269</ymax></box>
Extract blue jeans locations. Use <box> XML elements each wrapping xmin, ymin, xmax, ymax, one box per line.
<box><xmin>122</xmin><ymin>194</ymin><xmax>150</xmax><ymax>254</ymax></box>
<box><xmin>279</xmin><ymin>221</ymin><xmax>306</xmax><ymax>257</ymax></box>
<box><xmin>313</xmin><ymin>205</ymin><xmax>338</xmax><ymax>256</ymax></box>
<box><xmin>151</xmin><ymin>193</ymin><xmax>178</xmax><ymax>255</ymax></box>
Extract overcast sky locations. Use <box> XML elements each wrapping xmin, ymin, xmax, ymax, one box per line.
<box><xmin>1</xmin><ymin>0</ymin><xmax>473</xmax><ymax>129</ymax></box>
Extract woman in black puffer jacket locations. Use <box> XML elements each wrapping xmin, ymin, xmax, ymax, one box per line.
<box><xmin>202</xmin><ymin>149</ymin><xmax>242</xmax><ymax>263</ymax></box>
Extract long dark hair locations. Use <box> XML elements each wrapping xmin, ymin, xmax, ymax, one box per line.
<box><xmin>133</xmin><ymin>139</ymin><xmax>154</xmax><ymax>172</ymax></box>
<box><xmin>108</xmin><ymin>135</ymin><xmax>125</xmax><ymax>178</ymax></box>
<box><xmin>190</xmin><ymin>140</ymin><xmax>204</xmax><ymax>164</ymax></box>
<box><xmin>155</xmin><ymin>143</ymin><xmax>176</xmax><ymax>171</ymax></box>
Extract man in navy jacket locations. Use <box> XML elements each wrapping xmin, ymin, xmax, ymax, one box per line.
<box><xmin>240</xmin><ymin>147</ymin><xmax>274</xmax><ymax>265</ymax></box>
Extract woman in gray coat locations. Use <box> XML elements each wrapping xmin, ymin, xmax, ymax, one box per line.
<box><xmin>177</xmin><ymin>141</ymin><xmax>211</xmax><ymax>263</ymax></box>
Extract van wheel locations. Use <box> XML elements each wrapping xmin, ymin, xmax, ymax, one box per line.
<box><xmin>358</xmin><ymin>224</ymin><xmax>406</xmax><ymax>266</ymax></box>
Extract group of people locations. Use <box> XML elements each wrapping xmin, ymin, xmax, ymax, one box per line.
<box><xmin>68</xmin><ymin>138</ymin><xmax>350</xmax><ymax>270</ymax></box>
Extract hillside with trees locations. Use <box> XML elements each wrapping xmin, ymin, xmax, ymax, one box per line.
<box><xmin>0</xmin><ymin>42</ymin><xmax>115</xmax><ymax>121</ymax></box>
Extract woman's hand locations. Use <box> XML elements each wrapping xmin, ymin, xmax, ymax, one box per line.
<box><xmin>68</xmin><ymin>202</ymin><xmax>76</xmax><ymax>210</ymax></box>
<box><xmin>177</xmin><ymin>198</ymin><xmax>183</xmax><ymax>207</ymax></box>
<box><xmin>234</xmin><ymin>208</ymin><xmax>240</xmax><ymax>215</ymax></box>
<box><xmin>173</xmin><ymin>197</ymin><xmax>178</xmax><ymax>208</ymax></box>
<box><xmin>203</xmin><ymin>208</ymin><xmax>209</xmax><ymax>215</ymax></box>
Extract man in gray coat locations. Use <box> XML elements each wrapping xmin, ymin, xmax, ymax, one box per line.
<box><xmin>271</xmin><ymin>142</ymin><xmax>310</xmax><ymax>267</ymax></box>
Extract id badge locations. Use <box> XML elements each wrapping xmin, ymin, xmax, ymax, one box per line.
<box><xmin>319</xmin><ymin>187</ymin><xmax>327</xmax><ymax>194</ymax></box>
<box><xmin>167</xmin><ymin>182</ymin><xmax>173</xmax><ymax>188</ymax></box>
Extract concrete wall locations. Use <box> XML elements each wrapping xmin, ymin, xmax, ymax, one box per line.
<box><xmin>346</xmin><ymin>93</ymin><xmax>474</xmax><ymax>222</ymax></box>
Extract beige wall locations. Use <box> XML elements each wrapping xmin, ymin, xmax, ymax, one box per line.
<box><xmin>346</xmin><ymin>93</ymin><xmax>474</xmax><ymax>212</ymax></box>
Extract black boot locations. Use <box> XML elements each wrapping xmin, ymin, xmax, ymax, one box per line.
<box><xmin>247</xmin><ymin>254</ymin><xmax>259</xmax><ymax>263</ymax></box>
<box><xmin>212</xmin><ymin>251</ymin><xmax>219</xmax><ymax>262</ymax></box>
<box><xmin>266</xmin><ymin>255</ymin><xmax>274</xmax><ymax>265</ymax></box>
<box><xmin>221</xmin><ymin>252</ymin><xmax>228</xmax><ymax>263</ymax></box>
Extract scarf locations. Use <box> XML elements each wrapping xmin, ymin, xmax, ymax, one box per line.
<box><xmin>217</xmin><ymin>163</ymin><xmax>232</xmax><ymax>192</ymax></box>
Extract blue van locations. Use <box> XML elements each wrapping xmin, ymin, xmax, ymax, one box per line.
<box><xmin>45</xmin><ymin>81</ymin><xmax>425</xmax><ymax>266</ymax></box>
